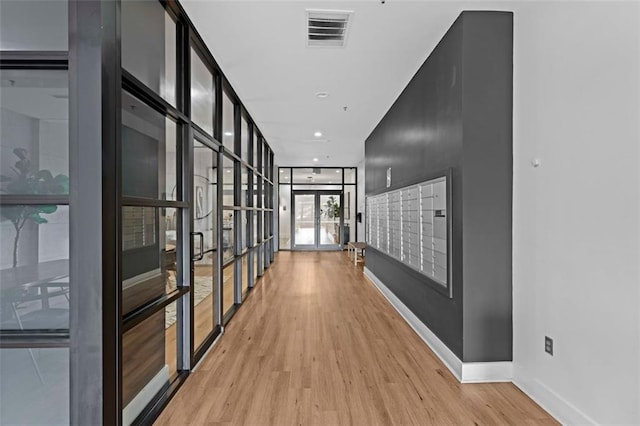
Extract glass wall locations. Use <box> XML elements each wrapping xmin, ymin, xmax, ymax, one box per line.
<box><xmin>278</xmin><ymin>167</ymin><xmax>357</xmax><ymax>250</ymax></box>
<box><xmin>0</xmin><ymin>0</ymin><xmax>277</xmax><ymax>423</ymax></box>
<box><xmin>0</xmin><ymin>2</ymin><xmax>70</xmax><ymax>422</ymax></box>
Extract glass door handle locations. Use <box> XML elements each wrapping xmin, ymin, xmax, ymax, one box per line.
<box><xmin>191</xmin><ymin>231</ymin><xmax>204</xmax><ymax>261</ymax></box>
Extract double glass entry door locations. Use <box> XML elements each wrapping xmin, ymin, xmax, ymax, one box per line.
<box><xmin>292</xmin><ymin>191</ymin><xmax>343</xmax><ymax>250</ymax></box>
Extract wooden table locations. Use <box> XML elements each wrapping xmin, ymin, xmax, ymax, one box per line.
<box><xmin>347</xmin><ymin>242</ymin><xmax>366</xmax><ymax>266</ymax></box>
<box><xmin>1</xmin><ymin>259</ymin><xmax>69</xmax><ymax>312</ymax></box>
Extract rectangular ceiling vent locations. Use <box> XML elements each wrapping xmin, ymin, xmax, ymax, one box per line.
<box><xmin>307</xmin><ymin>9</ymin><xmax>353</xmax><ymax>48</ymax></box>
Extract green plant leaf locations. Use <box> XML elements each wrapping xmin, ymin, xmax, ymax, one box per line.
<box><xmin>35</xmin><ymin>170</ymin><xmax>54</xmax><ymax>181</ymax></box>
<box><xmin>29</xmin><ymin>213</ymin><xmax>48</xmax><ymax>224</ymax></box>
<box><xmin>38</xmin><ymin>205</ymin><xmax>58</xmax><ymax>214</ymax></box>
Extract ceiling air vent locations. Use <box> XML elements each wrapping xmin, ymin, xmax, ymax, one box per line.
<box><xmin>307</xmin><ymin>9</ymin><xmax>353</xmax><ymax>48</ymax></box>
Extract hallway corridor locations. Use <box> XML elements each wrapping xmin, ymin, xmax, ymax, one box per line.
<box><xmin>155</xmin><ymin>251</ymin><xmax>554</xmax><ymax>425</ymax></box>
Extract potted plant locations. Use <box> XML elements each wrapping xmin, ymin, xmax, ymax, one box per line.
<box><xmin>323</xmin><ymin>196</ymin><xmax>341</xmax><ymax>244</ymax></box>
<box><xmin>0</xmin><ymin>148</ymin><xmax>69</xmax><ymax>268</ymax></box>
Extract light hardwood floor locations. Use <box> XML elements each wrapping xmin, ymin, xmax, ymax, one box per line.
<box><xmin>156</xmin><ymin>251</ymin><xmax>556</xmax><ymax>425</ymax></box>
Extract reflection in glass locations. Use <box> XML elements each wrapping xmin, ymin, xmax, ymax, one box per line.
<box><xmin>1</xmin><ymin>70</ymin><xmax>69</xmax><ymax>194</ymax></box>
<box><xmin>122</xmin><ymin>91</ymin><xmax>177</xmax><ymax>200</ymax></box>
<box><xmin>0</xmin><ymin>1</ymin><xmax>68</xmax><ymax>51</ymax></box>
<box><xmin>122</xmin><ymin>0</ymin><xmax>176</xmax><ymax>105</ymax></box>
<box><xmin>0</xmin><ymin>348</ymin><xmax>69</xmax><ymax>424</ymax></box>
<box><xmin>241</xmin><ymin>116</ymin><xmax>250</xmax><ymax>160</ymax></box>
<box><xmin>344</xmin><ymin>168</ymin><xmax>356</xmax><ymax>184</ymax></box>
<box><xmin>292</xmin><ymin>185</ymin><xmax>343</xmax><ymax>191</ymax></box>
<box><xmin>253</xmin><ymin>211</ymin><xmax>258</xmax><ymax>247</ymax></box>
<box><xmin>278</xmin><ymin>185</ymin><xmax>291</xmax><ymax>249</ymax></box>
<box><xmin>241</xmin><ymin>255</ymin><xmax>249</xmax><ymax>295</ymax></box>
<box><xmin>344</xmin><ymin>185</ymin><xmax>356</xmax><ymax>245</ymax></box>
<box><xmin>122</xmin><ymin>301</ymin><xmax>178</xmax><ymax>422</ymax></box>
<box><xmin>190</xmin><ymin>48</ymin><xmax>214</xmax><ymax>136</ymax></box>
<box><xmin>222</xmin><ymin>90</ymin><xmax>235</xmax><ymax>152</ymax></box>
<box><xmin>122</xmin><ymin>207</ymin><xmax>178</xmax><ymax>315</ymax></box>
<box><xmin>292</xmin><ymin>168</ymin><xmax>342</xmax><ymax>184</ymax></box>
<box><xmin>319</xmin><ymin>194</ymin><xmax>341</xmax><ymax>245</ymax></box>
<box><xmin>253</xmin><ymin>133</ymin><xmax>260</xmax><ymax>168</ymax></box>
<box><xmin>252</xmin><ymin>249</ymin><xmax>258</xmax><ymax>282</ymax></box>
<box><xmin>222</xmin><ymin>262</ymin><xmax>235</xmax><ymax>316</ymax></box>
<box><xmin>240</xmin><ymin>211</ymin><xmax>247</xmax><ymax>252</ymax></box>
<box><xmin>222</xmin><ymin>210</ymin><xmax>234</xmax><ymax>262</ymax></box>
<box><xmin>222</xmin><ymin>156</ymin><xmax>234</xmax><ymax>207</ymax></box>
<box><xmin>240</xmin><ymin>166</ymin><xmax>248</xmax><ymax>207</ymax></box>
<box><xmin>0</xmin><ymin>205</ymin><xmax>69</xmax><ymax>330</ymax></box>
<box><xmin>279</xmin><ymin>168</ymin><xmax>291</xmax><ymax>184</ymax></box>
<box><xmin>294</xmin><ymin>194</ymin><xmax>315</xmax><ymax>246</ymax></box>
<box><xmin>193</xmin><ymin>141</ymin><xmax>217</xmax><ymax>349</ymax></box>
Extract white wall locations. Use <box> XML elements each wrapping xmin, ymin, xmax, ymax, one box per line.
<box><xmin>512</xmin><ymin>2</ymin><xmax>640</xmax><ymax>424</ymax></box>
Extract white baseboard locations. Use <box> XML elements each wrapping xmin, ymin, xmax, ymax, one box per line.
<box><xmin>363</xmin><ymin>267</ymin><xmax>512</xmax><ymax>383</ymax></box>
<box><xmin>123</xmin><ymin>365</ymin><xmax>170</xmax><ymax>426</ymax></box>
<box><xmin>513</xmin><ymin>365</ymin><xmax>596</xmax><ymax>425</ymax></box>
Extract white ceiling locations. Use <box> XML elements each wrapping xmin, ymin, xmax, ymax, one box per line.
<box><xmin>182</xmin><ymin>0</ymin><xmax>510</xmax><ymax>167</ymax></box>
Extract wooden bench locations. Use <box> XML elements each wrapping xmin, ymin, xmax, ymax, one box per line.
<box><xmin>347</xmin><ymin>242</ymin><xmax>367</xmax><ymax>266</ymax></box>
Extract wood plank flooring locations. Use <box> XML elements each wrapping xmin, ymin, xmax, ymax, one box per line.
<box><xmin>155</xmin><ymin>251</ymin><xmax>556</xmax><ymax>425</ymax></box>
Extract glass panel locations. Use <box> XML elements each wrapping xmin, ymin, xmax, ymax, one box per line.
<box><xmin>320</xmin><ymin>194</ymin><xmax>341</xmax><ymax>245</ymax></box>
<box><xmin>263</xmin><ymin>147</ymin><xmax>270</xmax><ymax>179</ymax></box>
<box><xmin>279</xmin><ymin>168</ymin><xmax>291</xmax><ymax>184</ymax></box>
<box><xmin>122</xmin><ymin>91</ymin><xmax>178</xmax><ymax>200</ymax></box>
<box><xmin>193</xmin><ymin>246</ymin><xmax>215</xmax><ymax>350</ymax></box>
<box><xmin>193</xmin><ymin>142</ymin><xmax>216</xmax><ymax>349</ymax></box>
<box><xmin>252</xmin><ymin>134</ymin><xmax>259</xmax><ymax>168</ymax></box>
<box><xmin>266</xmin><ymin>182</ymin><xmax>273</xmax><ymax>209</ymax></box>
<box><xmin>344</xmin><ymin>185</ymin><xmax>356</xmax><ymax>244</ymax></box>
<box><xmin>279</xmin><ymin>185</ymin><xmax>291</xmax><ymax>249</ymax></box>
<box><xmin>240</xmin><ymin>210</ymin><xmax>247</xmax><ymax>252</ymax></box>
<box><xmin>222</xmin><ymin>210</ymin><xmax>234</xmax><ymax>262</ymax></box>
<box><xmin>241</xmin><ymin>116</ymin><xmax>250</xmax><ymax>160</ymax></box>
<box><xmin>0</xmin><ymin>348</ymin><xmax>69</xmax><ymax>424</ymax></box>
<box><xmin>0</xmin><ymin>1</ymin><xmax>68</xmax><ymax>51</ymax></box>
<box><xmin>222</xmin><ymin>90</ymin><xmax>235</xmax><ymax>152</ymax></box>
<box><xmin>122</xmin><ymin>303</ymin><xmax>177</xmax><ymax>417</ymax></box>
<box><xmin>292</xmin><ymin>184</ymin><xmax>343</xmax><ymax>191</ymax></box>
<box><xmin>194</xmin><ymin>142</ymin><xmax>217</xmax><ymax>250</ymax></box>
<box><xmin>1</xmin><ymin>70</ymin><xmax>69</xmax><ymax>196</ymax></box>
<box><xmin>222</xmin><ymin>262</ymin><xmax>234</xmax><ymax>316</ymax></box>
<box><xmin>293</xmin><ymin>194</ymin><xmax>315</xmax><ymax>246</ymax></box>
<box><xmin>222</xmin><ymin>156</ymin><xmax>234</xmax><ymax>207</ymax></box>
<box><xmin>0</xmin><ymin>205</ymin><xmax>69</xmax><ymax>329</ymax></box>
<box><xmin>122</xmin><ymin>207</ymin><xmax>178</xmax><ymax>315</ymax></box>
<box><xmin>190</xmin><ymin>49</ymin><xmax>214</xmax><ymax>136</ymax></box>
<box><xmin>256</xmin><ymin>138</ymin><xmax>262</xmax><ymax>173</ymax></box>
<box><xmin>344</xmin><ymin>168</ymin><xmax>356</xmax><ymax>184</ymax></box>
<box><xmin>240</xmin><ymin>166</ymin><xmax>248</xmax><ymax>207</ymax></box>
<box><xmin>252</xmin><ymin>211</ymin><xmax>258</xmax><ymax>247</ymax></box>
<box><xmin>252</xmin><ymin>249</ymin><xmax>258</xmax><ymax>282</ymax></box>
<box><xmin>241</xmin><ymin>255</ymin><xmax>248</xmax><ymax>295</ymax></box>
<box><xmin>122</xmin><ymin>0</ymin><xmax>176</xmax><ymax>105</ymax></box>
<box><xmin>292</xmin><ymin>168</ymin><xmax>342</xmax><ymax>184</ymax></box>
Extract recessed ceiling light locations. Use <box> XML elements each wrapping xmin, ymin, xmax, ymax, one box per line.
<box><xmin>336</xmin><ymin>170</ymin><xmax>340</xmax><ymax>173</ymax></box>
<box><xmin>312</xmin><ymin>172</ymin><xmax>316</xmax><ymax>175</ymax></box>
<box><xmin>316</xmin><ymin>92</ymin><xmax>329</xmax><ymax>99</ymax></box>
<box><xmin>314</xmin><ymin>131</ymin><xmax>322</xmax><ymax>137</ymax></box>
<box><xmin>280</xmin><ymin>170</ymin><xmax>284</xmax><ymax>173</ymax></box>
<box><xmin>224</xmin><ymin>132</ymin><xmax>233</xmax><ymax>136</ymax></box>
<box><xmin>313</xmin><ymin>158</ymin><xmax>319</xmax><ymax>162</ymax></box>
<box><xmin>226</xmin><ymin>170</ymin><xmax>231</xmax><ymax>173</ymax></box>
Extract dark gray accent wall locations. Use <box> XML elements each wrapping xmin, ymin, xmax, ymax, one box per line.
<box><xmin>365</xmin><ymin>11</ymin><xmax>512</xmax><ymax>362</ymax></box>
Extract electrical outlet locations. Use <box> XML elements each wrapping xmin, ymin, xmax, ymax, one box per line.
<box><xmin>545</xmin><ymin>336</ymin><xmax>553</xmax><ymax>355</ymax></box>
